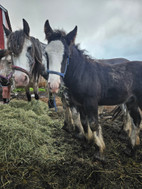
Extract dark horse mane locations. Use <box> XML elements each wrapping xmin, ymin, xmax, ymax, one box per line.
<box><xmin>47</xmin><ymin>29</ymin><xmax>66</xmax><ymax>42</ymax></box>
<box><xmin>7</xmin><ymin>30</ymin><xmax>43</xmax><ymax>77</ymax></box>
<box><xmin>7</xmin><ymin>30</ymin><xmax>25</xmax><ymax>56</ymax></box>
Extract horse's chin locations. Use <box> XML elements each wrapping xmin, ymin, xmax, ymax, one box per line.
<box><xmin>15</xmin><ymin>81</ymin><xmax>29</xmax><ymax>88</ymax></box>
<box><xmin>48</xmin><ymin>82</ymin><xmax>60</xmax><ymax>94</ymax></box>
<box><xmin>50</xmin><ymin>88</ymin><xmax>59</xmax><ymax>94</ymax></box>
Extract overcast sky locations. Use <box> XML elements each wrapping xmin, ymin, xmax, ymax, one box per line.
<box><xmin>1</xmin><ymin>0</ymin><xmax>142</xmax><ymax>60</ymax></box>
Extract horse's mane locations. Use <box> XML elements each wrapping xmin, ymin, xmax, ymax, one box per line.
<box><xmin>29</xmin><ymin>37</ymin><xmax>43</xmax><ymax>78</ymax></box>
<box><xmin>47</xmin><ymin>29</ymin><xmax>66</xmax><ymax>42</ymax></box>
<box><xmin>7</xmin><ymin>30</ymin><xmax>25</xmax><ymax>55</ymax></box>
<box><xmin>73</xmin><ymin>44</ymin><xmax>95</xmax><ymax>64</ymax></box>
<box><xmin>30</xmin><ymin>37</ymin><xmax>42</xmax><ymax>64</ymax></box>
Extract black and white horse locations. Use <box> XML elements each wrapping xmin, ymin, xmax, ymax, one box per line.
<box><xmin>44</xmin><ymin>20</ymin><xmax>142</xmax><ymax>159</ymax></box>
<box><xmin>3</xmin><ymin>19</ymin><xmax>51</xmax><ymax>102</ymax></box>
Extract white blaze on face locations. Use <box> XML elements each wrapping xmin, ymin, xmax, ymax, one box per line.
<box><xmin>12</xmin><ymin>38</ymin><xmax>32</xmax><ymax>87</ymax></box>
<box><xmin>13</xmin><ymin>39</ymin><xmax>32</xmax><ymax>72</ymax></box>
<box><xmin>46</xmin><ymin>40</ymin><xmax>64</xmax><ymax>93</ymax></box>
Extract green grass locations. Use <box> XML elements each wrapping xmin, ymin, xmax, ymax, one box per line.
<box><xmin>13</xmin><ymin>87</ymin><xmax>46</xmax><ymax>93</ymax></box>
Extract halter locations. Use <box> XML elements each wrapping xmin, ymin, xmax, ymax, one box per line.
<box><xmin>47</xmin><ymin>57</ymin><xmax>69</xmax><ymax>78</ymax></box>
<box><xmin>12</xmin><ymin>65</ymin><xmax>31</xmax><ymax>77</ymax></box>
<box><xmin>11</xmin><ymin>51</ymin><xmax>37</xmax><ymax>79</ymax></box>
<box><xmin>47</xmin><ymin>57</ymin><xmax>69</xmax><ymax>112</ymax></box>
<box><xmin>0</xmin><ymin>72</ymin><xmax>14</xmax><ymax>85</ymax></box>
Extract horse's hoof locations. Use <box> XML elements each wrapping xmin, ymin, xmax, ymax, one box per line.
<box><xmin>118</xmin><ymin>130</ymin><xmax>128</xmax><ymax>141</ymax></box>
<box><xmin>123</xmin><ymin>145</ymin><xmax>137</xmax><ymax>157</ymax></box>
<box><xmin>74</xmin><ymin>133</ymin><xmax>86</xmax><ymax>141</ymax></box>
<box><xmin>93</xmin><ymin>151</ymin><xmax>106</xmax><ymax>163</ymax></box>
<box><xmin>62</xmin><ymin>122</ymin><xmax>70</xmax><ymax>133</ymax></box>
<box><xmin>123</xmin><ymin>148</ymin><xmax>132</xmax><ymax>157</ymax></box>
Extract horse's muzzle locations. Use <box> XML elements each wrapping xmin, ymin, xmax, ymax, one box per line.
<box><xmin>48</xmin><ymin>82</ymin><xmax>60</xmax><ymax>93</ymax></box>
<box><xmin>14</xmin><ymin>72</ymin><xmax>29</xmax><ymax>87</ymax></box>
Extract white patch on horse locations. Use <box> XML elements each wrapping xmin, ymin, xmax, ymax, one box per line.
<box><xmin>12</xmin><ymin>38</ymin><xmax>32</xmax><ymax>87</ymax></box>
<box><xmin>93</xmin><ymin>125</ymin><xmax>105</xmax><ymax>154</ymax></box>
<box><xmin>46</xmin><ymin>40</ymin><xmax>64</xmax><ymax>92</ymax></box>
<box><xmin>13</xmin><ymin>39</ymin><xmax>32</xmax><ymax>75</ymax></box>
<box><xmin>130</xmin><ymin>120</ymin><xmax>140</xmax><ymax>147</ymax></box>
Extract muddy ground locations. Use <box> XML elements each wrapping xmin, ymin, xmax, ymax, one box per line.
<box><xmin>0</xmin><ymin>91</ymin><xmax>142</xmax><ymax>189</ymax></box>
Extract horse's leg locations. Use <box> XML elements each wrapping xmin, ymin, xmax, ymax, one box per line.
<box><xmin>61</xmin><ymin>92</ymin><xmax>74</xmax><ymax>131</ymax></box>
<box><xmin>79</xmin><ymin>108</ymin><xmax>93</xmax><ymax>141</ymax></box>
<box><xmin>126</xmin><ymin>98</ymin><xmax>141</xmax><ymax>151</ymax></box>
<box><xmin>89</xmin><ymin>115</ymin><xmax>105</xmax><ymax>156</ymax></box>
<box><xmin>85</xmin><ymin>100</ymin><xmax>105</xmax><ymax>157</ymax></box>
<box><xmin>119</xmin><ymin>104</ymin><xmax>132</xmax><ymax>139</ymax></box>
<box><xmin>70</xmin><ymin>106</ymin><xmax>87</xmax><ymax>139</ymax></box>
<box><xmin>62</xmin><ymin>99</ymin><xmax>85</xmax><ymax>139</ymax></box>
<box><xmin>33</xmin><ymin>81</ymin><xmax>39</xmax><ymax>100</ymax></box>
<box><xmin>48</xmin><ymin>91</ymin><xmax>54</xmax><ymax>108</ymax></box>
<box><xmin>61</xmin><ymin>90</ymin><xmax>89</xmax><ymax>139</ymax></box>
<box><xmin>25</xmin><ymin>86</ymin><xmax>31</xmax><ymax>101</ymax></box>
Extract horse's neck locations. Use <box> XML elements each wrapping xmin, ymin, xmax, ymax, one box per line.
<box><xmin>65</xmin><ymin>46</ymin><xmax>92</xmax><ymax>83</ymax></box>
<box><xmin>70</xmin><ymin>46</ymin><xmax>86</xmax><ymax>69</ymax></box>
<box><xmin>40</xmin><ymin>42</ymin><xmax>48</xmax><ymax>69</ymax></box>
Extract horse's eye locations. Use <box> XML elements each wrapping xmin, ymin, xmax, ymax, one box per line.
<box><xmin>27</xmin><ymin>46</ymin><xmax>32</xmax><ymax>52</ymax></box>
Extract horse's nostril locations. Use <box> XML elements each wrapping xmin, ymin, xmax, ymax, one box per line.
<box><xmin>25</xmin><ymin>75</ymin><xmax>28</xmax><ymax>81</ymax></box>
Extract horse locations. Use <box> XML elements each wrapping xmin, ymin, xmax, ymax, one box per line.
<box><xmin>62</xmin><ymin>58</ymin><xmax>130</xmax><ymax>139</ymax></box>
<box><xmin>44</xmin><ymin>20</ymin><xmax>142</xmax><ymax>160</ymax></box>
<box><xmin>3</xmin><ymin>19</ymin><xmax>53</xmax><ymax>103</ymax></box>
<box><xmin>0</xmin><ymin>49</ymin><xmax>14</xmax><ymax>103</ymax></box>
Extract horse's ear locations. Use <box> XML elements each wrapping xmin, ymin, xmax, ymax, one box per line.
<box><xmin>3</xmin><ymin>24</ymin><xmax>11</xmax><ymax>37</ymax></box>
<box><xmin>44</xmin><ymin>20</ymin><xmax>53</xmax><ymax>40</ymax></box>
<box><xmin>0</xmin><ymin>49</ymin><xmax>9</xmax><ymax>59</ymax></box>
<box><xmin>23</xmin><ymin>19</ymin><xmax>30</xmax><ymax>36</ymax></box>
<box><xmin>65</xmin><ymin>26</ymin><xmax>77</xmax><ymax>46</ymax></box>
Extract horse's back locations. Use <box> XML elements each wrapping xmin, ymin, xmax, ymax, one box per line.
<box><xmin>97</xmin><ymin>58</ymin><xmax>129</xmax><ymax>64</ymax></box>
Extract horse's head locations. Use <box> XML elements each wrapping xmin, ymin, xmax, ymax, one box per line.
<box><xmin>3</xmin><ymin>19</ymin><xmax>40</xmax><ymax>87</ymax></box>
<box><xmin>44</xmin><ymin>20</ymin><xmax>77</xmax><ymax>93</ymax></box>
<box><xmin>0</xmin><ymin>49</ymin><xmax>13</xmax><ymax>85</ymax></box>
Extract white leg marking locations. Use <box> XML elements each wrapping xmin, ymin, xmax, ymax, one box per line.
<box><xmin>71</xmin><ymin>107</ymin><xmax>85</xmax><ymax>136</ymax></box>
<box><xmin>130</xmin><ymin>121</ymin><xmax>140</xmax><ymax>147</ymax></box>
<box><xmin>93</xmin><ymin>125</ymin><xmax>105</xmax><ymax>153</ymax></box>
<box><xmin>124</xmin><ymin>112</ymin><xmax>132</xmax><ymax>137</ymax></box>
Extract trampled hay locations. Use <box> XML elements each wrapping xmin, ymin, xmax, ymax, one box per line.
<box><xmin>0</xmin><ymin>99</ymin><xmax>142</xmax><ymax>189</ymax></box>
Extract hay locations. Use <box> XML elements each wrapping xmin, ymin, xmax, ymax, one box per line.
<box><xmin>0</xmin><ymin>99</ymin><xmax>64</xmax><ymax>188</ymax></box>
<box><xmin>0</xmin><ymin>99</ymin><xmax>142</xmax><ymax>189</ymax></box>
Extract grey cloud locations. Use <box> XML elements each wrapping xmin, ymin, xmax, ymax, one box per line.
<box><xmin>1</xmin><ymin>0</ymin><xmax>142</xmax><ymax>60</ymax></box>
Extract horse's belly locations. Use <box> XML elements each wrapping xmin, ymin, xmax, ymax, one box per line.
<box><xmin>99</xmin><ymin>93</ymin><xmax>128</xmax><ymax>105</ymax></box>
